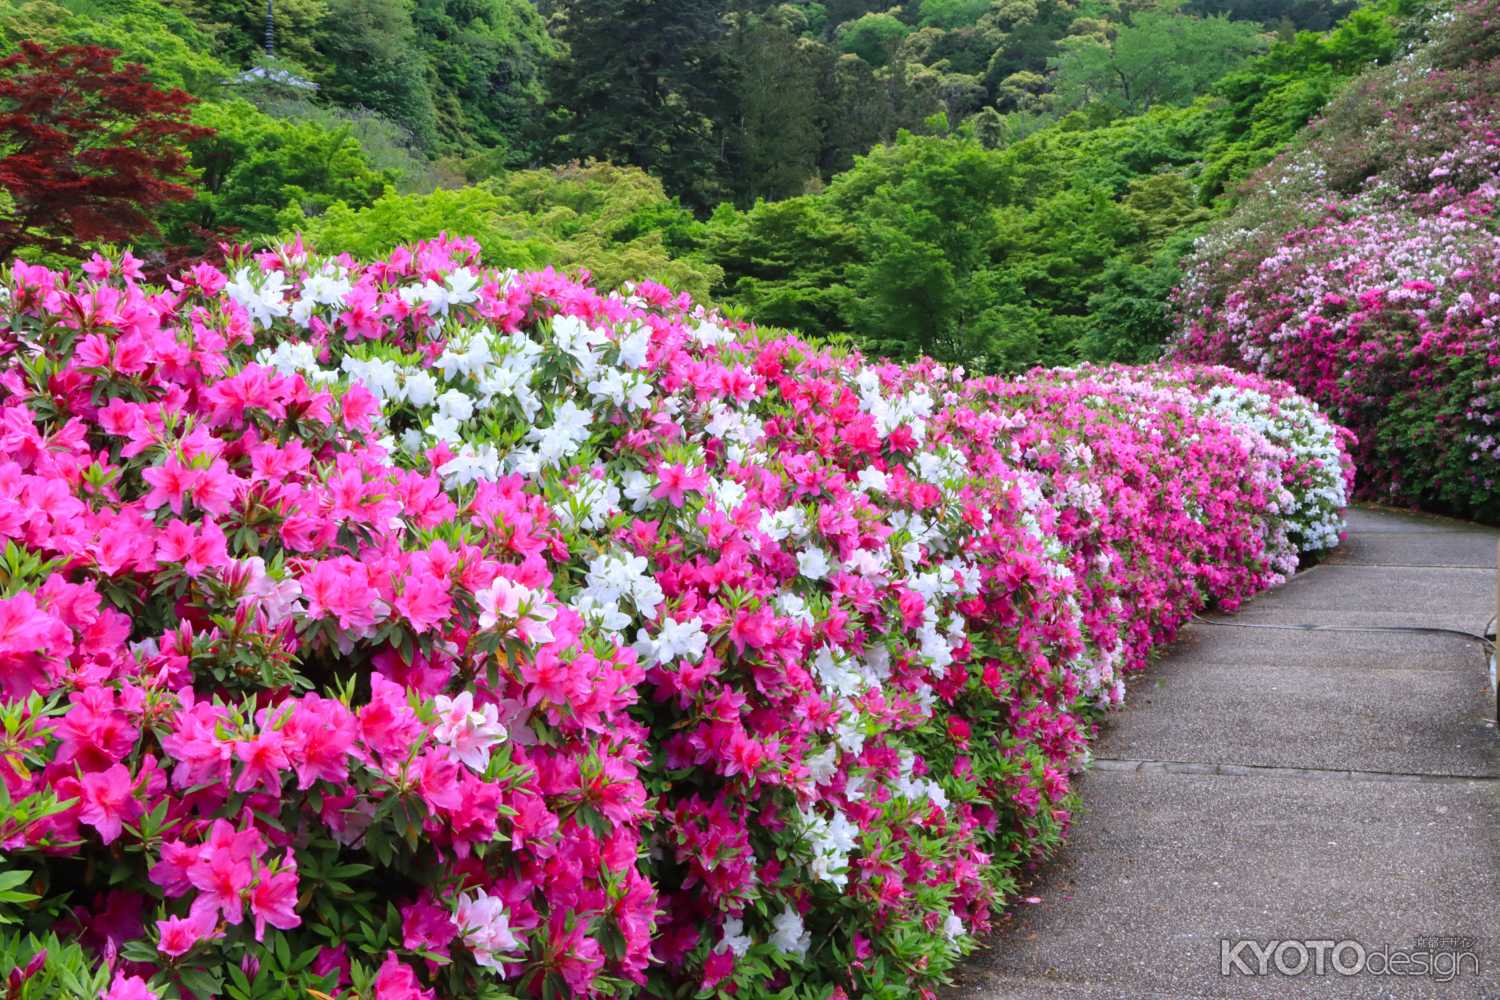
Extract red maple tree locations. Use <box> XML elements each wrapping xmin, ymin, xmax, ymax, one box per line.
<box><xmin>0</xmin><ymin>42</ymin><xmax>211</xmax><ymax>260</ymax></box>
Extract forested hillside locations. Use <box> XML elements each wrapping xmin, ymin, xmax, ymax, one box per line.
<box><xmin>1172</xmin><ymin>0</ymin><xmax>1500</xmax><ymax>521</ymax></box>
<box><xmin>0</xmin><ymin>0</ymin><xmax>1422</xmax><ymax>370</ymax></box>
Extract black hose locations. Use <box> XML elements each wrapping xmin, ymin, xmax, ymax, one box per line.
<box><xmin>1188</xmin><ymin>614</ymin><xmax>1499</xmax><ymax>726</ymax></box>
<box><xmin>1189</xmin><ymin>613</ymin><xmax>1495</xmax><ymax>652</ymax></box>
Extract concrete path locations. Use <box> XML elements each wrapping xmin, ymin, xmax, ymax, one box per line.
<box><xmin>950</xmin><ymin>507</ymin><xmax>1500</xmax><ymax>999</ymax></box>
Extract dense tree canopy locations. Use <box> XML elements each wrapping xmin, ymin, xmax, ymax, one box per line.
<box><xmin>1048</xmin><ymin>10</ymin><xmax>1267</xmax><ymax>115</ymax></box>
<box><xmin>413</xmin><ymin>0</ymin><xmax>556</xmax><ymax>158</ymax></box>
<box><xmin>546</xmin><ymin>0</ymin><xmax>736</xmax><ymax>210</ymax></box>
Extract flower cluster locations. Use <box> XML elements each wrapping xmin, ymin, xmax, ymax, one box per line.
<box><xmin>1172</xmin><ymin>0</ymin><xmax>1500</xmax><ymax>521</ymax></box>
<box><xmin>0</xmin><ymin>235</ymin><xmax>1348</xmax><ymax>1000</ymax></box>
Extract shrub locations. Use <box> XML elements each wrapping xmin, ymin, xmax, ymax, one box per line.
<box><xmin>0</xmin><ymin>238</ymin><xmax>1348</xmax><ymax>998</ymax></box>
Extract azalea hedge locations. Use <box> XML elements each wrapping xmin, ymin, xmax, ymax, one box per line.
<box><xmin>1171</xmin><ymin>0</ymin><xmax>1500</xmax><ymax>522</ymax></box>
<box><xmin>0</xmin><ymin>240</ymin><xmax>1350</xmax><ymax>1000</ymax></box>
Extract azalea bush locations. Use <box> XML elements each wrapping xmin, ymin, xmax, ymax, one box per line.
<box><xmin>1171</xmin><ymin>0</ymin><xmax>1500</xmax><ymax>521</ymax></box>
<box><xmin>0</xmin><ymin>237</ymin><xmax>1349</xmax><ymax>1000</ymax></box>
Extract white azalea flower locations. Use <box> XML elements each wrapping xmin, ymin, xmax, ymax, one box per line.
<box><xmin>227</xmin><ymin>266</ymin><xmax>290</xmax><ymax>329</ymax></box>
<box><xmin>770</xmin><ymin>907</ymin><xmax>810</xmax><ymax>958</ymax></box>
<box><xmin>797</xmin><ymin>546</ymin><xmax>831</xmax><ymax>580</ymax></box>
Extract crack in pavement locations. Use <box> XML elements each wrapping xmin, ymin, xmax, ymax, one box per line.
<box><xmin>1089</xmin><ymin>756</ymin><xmax>1498</xmax><ymax>784</ymax></box>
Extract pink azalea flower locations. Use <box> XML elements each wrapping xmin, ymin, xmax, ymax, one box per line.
<box><xmin>185</xmin><ymin>821</ymin><xmax>263</xmax><ymax>926</ymax></box>
<box><xmin>249</xmin><ymin>851</ymin><xmax>301</xmax><ymax>941</ymax></box>
<box><xmin>401</xmin><ymin>896</ymin><xmax>458</xmax><ymax>957</ymax></box>
<box><xmin>372</xmin><ymin>950</ymin><xmax>435</xmax><ymax>1000</ymax></box>
<box><xmin>77</xmin><ymin>764</ymin><xmax>141</xmax><ymax>844</ymax></box>
<box><xmin>282</xmin><ymin>694</ymin><xmax>355</xmax><ymax>790</ymax></box>
<box><xmin>473</xmin><ymin>575</ymin><xmax>555</xmax><ymax>644</ymax></box>
<box><xmin>455</xmin><ymin>887</ymin><xmax>520</xmax><ymax>970</ymax></box>
<box><xmin>234</xmin><ymin>723</ymin><xmax>290</xmax><ymax>794</ymax></box>
<box><xmin>0</xmin><ymin>590</ymin><xmax>49</xmax><ymax>656</ymax></box>
<box><xmin>139</xmin><ymin>457</ymin><xmax>198</xmax><ymax>515</ymax></box>
<box><xmin>0</xmin><ymin>225</ymin><xmax>1369</xmax><ymax>1000</ymax></box>
<box><xmin>394</xmin><ymin>572</ymin><xmax>451</xmax><ymax>634</ymax></box>
<box><xmin>101</xmin><ymin>973</ymin><xmax>159</xmax><ymax>1000</ymax></box>
<box><xmin>650</xmin><ymin>463</ymin><xmax>709</xmax><ymax>508</ymax></box>
<box><xmin>155</xmin><ymin>908</ymin><xmax>219</xmax><ymax>958</ymax></box>
<box><xmin>431</xmin><ymin>691</ymin><xmax>507</xmax><ymax>772</ymax></box>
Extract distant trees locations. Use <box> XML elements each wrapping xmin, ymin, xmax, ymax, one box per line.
<box><xmin>545</xmin><ymin>0</ymin><xmax>946</xmax><ymax>208</ymax></box>
<box><xmin>724</xmin><ymin>9</ymin><xmax>824</xmax><ymax>201</ymax></box>
<box><xmin>171</xmin><ymin>0</ymin><xmax>555</xmax><ymax>159</ymax></box>
<box><xmin>0</xmin><ymin>42</ymin><xmax>208</xmax><ymax>259</ymax></box>
<box><xmin>545</xmin><ymin>0</ymin><xmax>735</xmax><ymax>210</ymax></box>
<box><xmin>1185</xmin><ymin>0</ymin><xmax>1357</xmax><ymax>31</ymax></box>
<box><xmin>411</xmin><ymin>0</ymin><xmax>557</xmax><ymax>160</ymax></box>
<box><xmin>1049</xmin><ymin>11</ymin><xmax>1268</xmax><ymax>116</ymax></box>
<box><xmin>689</xmin><ymin>94</ymin><xmax>1265</xmax><ymax>369</ymax></box>
<box><xmin>310</xmin><ymin>0</ymin><xmax>440</xmax><ymax>150</ymax></box>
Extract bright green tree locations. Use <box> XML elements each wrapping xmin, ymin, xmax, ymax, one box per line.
<box><xmin>703</xmin><ymin>197</ymin><xmax>861</xmax><ymax>334</ymax></box>
<box><xmin>1</xmin><ymin>0</ymin><xmax>231</xmax><ymax>93</ymax></box>
<box><xmin>828</xmin><ymin>133</ymin><xmax>1010</xmax><ymax>360</ymax></box>
<box><xmin>1048</xmin><ymin>9</ymin><xmax>1267</xmax><ymax>115</ymax></box>
<box><xmin>163</xmin><ymin>98</ymin><xmax>392</xmax><ymax>241</ymax></box>
<box><xmin>916</xmin><ymin>0</ymin><xmax>990</xmax><ymax>28</ymax></box>
<box><xmin>835</xmin><ymin>10</ymin><xmax>910</xmax><ymax>66</ymax></box>
<box><xmin>287</xmin><ymin>163</ymin><xmax>724</xmax><ymax>299</ymax></box>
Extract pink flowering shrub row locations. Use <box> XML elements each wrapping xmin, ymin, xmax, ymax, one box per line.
<box><xmin>0</xmin><ymin>237</ymin><xmax>1349</xmax><ymax>1000</ymax></box>
<box><xmin>1171</xmin><ymin>0</ymin><xmax>1500</xmax><ymax>521</ymax></box>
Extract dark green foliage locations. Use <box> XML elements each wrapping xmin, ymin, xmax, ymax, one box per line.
<box><xmin>724</xmin><ymin>9</ymin><xmax>825</xmax><ymax>201</ymax></box>
<box><xmin>1185</xmin><ymin>0</ymin><xmax>1356</xmax><ymax>31</ymax></box>
<box><xmin>701</xmin><ymin>197</ymin><xmax>862</xmax><ymax>333</ymax></box>
<box><xmin>545</xmin><ymin>0</ymin><xmax>736</xmax><ymax>211</ymax></box>
<box><xmin>167</xmin><ymin>0</ymin><xmax>329</xmax><ymax>68</ymax></box>
<box><xmin>692</xmin><ymin>123</ymin><xmax>1215</xmax><ymax>368</ymax></box>
<box><xmin>411</xmin><ymin>0</ymin><xmax>556</xmax><ymax>159</ymax></box>
<box><xmin>679</xmin><ymin>91</ymin><xmax>1235</xmax><ymax>367</ymax></box>
<box><xmin>916</xmin><ymin>0</ymin><xmax>989</xmax><ymax>29</ymax></box>
<box><xmin>308</xmin><ymin>0</ymin><xmax>440</xmax><ymax>149</ymax></box>
<box><xmin>165</xmin><ymin>0</ymin><xmax>552</xmax><ymax>157</ymax></box>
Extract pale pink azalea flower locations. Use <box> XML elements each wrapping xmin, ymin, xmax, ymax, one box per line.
<box><xmin>455</xmin><ymin>887</ymin><xmax>520</xmax><ymax>970</ymax></box>
<box><xmin>474</xmin><ymin>575</ymin><xmax>556</xmax><ymax>644</ymax></box>
<box><xmin>431</xmin><ymin>691</ymin><xmax>508</xmax><ymax>772</ymax></box>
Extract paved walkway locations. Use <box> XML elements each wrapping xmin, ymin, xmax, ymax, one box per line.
<box><xmin>951</xmin><ymin>507</ymin><xmax>1500</xmax><ymax>999</ymax></box>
